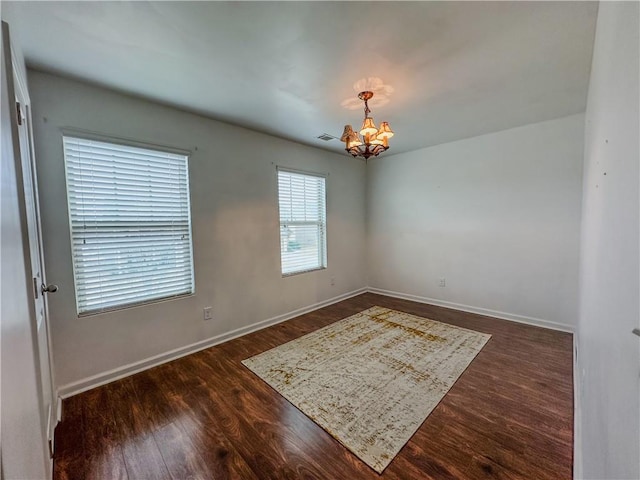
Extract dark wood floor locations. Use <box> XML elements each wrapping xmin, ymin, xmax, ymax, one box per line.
<box><xmin>54</xmin><ymin>293</ymin><xmax>573</xmax><ymax>480</ymax></box>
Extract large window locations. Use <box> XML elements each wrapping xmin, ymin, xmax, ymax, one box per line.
<box><xmin>63</xmin><ymin>135</ymin><xmax>194</xmax><ymax>315</ymax></box>
<box><xmin>277</xmin><ymin>168</ymin><xmax>327</xmax><ymax>275</ymax></box>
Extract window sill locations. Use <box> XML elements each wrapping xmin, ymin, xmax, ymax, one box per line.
<box><xmin>282</xmin><ymin>266</ymin><xmax>327</xmax><ymax>278</ymax></box>
<box><xmin>77</xmin><ymin>291</ymin><xmax>195</xmax><ymax>318</ymax></box>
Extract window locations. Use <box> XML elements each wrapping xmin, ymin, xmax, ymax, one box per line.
<box><xmin>277</xmin><ymin>168</ymin><xmax>327</xmax><ymax>275</ymax></box>
<box><xmin>63</xmin><ymin>135</ymin><xmax>194</xmax><ymax>315</ymax></box>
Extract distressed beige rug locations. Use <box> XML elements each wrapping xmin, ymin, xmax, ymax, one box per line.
<box><xmin>241</xmin><ymin>306</ymin><xmax>491</xmax><ymax>473</ymax></box>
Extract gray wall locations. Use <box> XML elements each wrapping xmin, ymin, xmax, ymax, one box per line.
<box><xmin>577</xmin><ymin>2</ymin><xmax>640</xmax><ymax>478</ymax></box>
<box><xmin>367</xmin><ymin>114</ymin><xmax>584</xmax><ymax>330</ymax></box>
<box><xmin>28</xmin><ymin>70</ymin><xmax>367</xmax><ymax>392</ymax></box>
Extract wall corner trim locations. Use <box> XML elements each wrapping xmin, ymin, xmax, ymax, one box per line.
<box><xmin>573</xmin><ymin>332</ymin><xmax>582</xmax><ymax>480</ymax></box>
<box><xmin>57</xmin><ymin>287</ymin><xmax>367</xmax><ymax>398</ymax></box>
<box><xmin>366</xmin><ymin>287</ymin><xmax>575</xmax><ymax>333</ymax></box>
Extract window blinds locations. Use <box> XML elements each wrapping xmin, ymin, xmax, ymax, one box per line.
<box><xmin>277</xmin><ymin>169</ymin><xmax>326</xmax><ymax>275</ymax></box>
<box><xmin>63</xmin><ymin>136</ymin><xmax>194</xmax><ymax>314</ymax></box>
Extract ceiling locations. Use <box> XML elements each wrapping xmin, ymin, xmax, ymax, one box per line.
<box><xmin>3</xmin><ymin>1</ymin><xmax>598</xmax><ymax>156</ymax></box>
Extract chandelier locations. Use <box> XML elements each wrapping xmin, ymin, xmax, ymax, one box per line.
<box><xmin>340</xmin><ymin>91</ymin><xmax>394</xmax><ymax>160</ymax></box>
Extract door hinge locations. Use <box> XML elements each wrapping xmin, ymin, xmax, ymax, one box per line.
<box><xmin>16</xmin><ymin>101</ymin><xmax>23</xmax><ymax>126</ymax></box>
<box><xmin>33</xmin><ymin>277</ymin><xmax>39</xmax><ymax>299</ymax></box>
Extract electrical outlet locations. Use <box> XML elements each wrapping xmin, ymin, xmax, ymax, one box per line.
<box><xmin>439</xmin><ymin>277</ymin><xmax>446</xmax><ymax>287</ymax></box>
<box><xmin>203</xmin><ymin>307</ymin><xmax>213</xmax><ymax>321</ymax></box>
<box><xmin>330</xmin><ymin>276</ymin><xmax>336</xmax><ymax>286</ymax></box>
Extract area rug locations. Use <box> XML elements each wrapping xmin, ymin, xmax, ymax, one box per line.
<box><xmin>241</xmin><ymin>306</ymin><xmax>491</xmax><ymax>473</ymax></box>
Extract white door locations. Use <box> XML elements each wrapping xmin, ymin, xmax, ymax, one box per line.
<box><xmin>11</xmin><ymin>41</ymin><xmax>57</xmax><ymax>461</ymax></box>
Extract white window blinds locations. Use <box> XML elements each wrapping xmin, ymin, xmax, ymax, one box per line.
<box><xmin>277</xmin><ymin>168</ymin><xmax>327</xmax><ymax>275</ymax></box>
<box><xmin>63</xmin><ymin>136</ymin><xmax>194</xmax><ymax>315</ymax></box>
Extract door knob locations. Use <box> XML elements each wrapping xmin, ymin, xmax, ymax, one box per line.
<box><xmin>41</xmin><ymin>284</ymin><xmax>58</xmax><ymax>294</ymax></box>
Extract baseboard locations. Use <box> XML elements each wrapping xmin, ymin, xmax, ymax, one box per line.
<box><xmin>57</xmin><ymin>287</ymin><xmax>368</xmax><ymax>398</ymax></box>
<box><xmin>57</xmin><ymin>285</ymin><xmax>573</xmax><ymax>398</ymax></box>
<box><xmin>367</xmin><ymin>287</ymin><xmax>575</xmax><ymax>333</ymax></box>
<box><xmin>573</xmin><ymin>333</ymin><xmax>582</xmax><ymax>480</ymax></box>
<box><xmin>50</xmin><ymin>397</ymin><xmax>62</xmax><ymax>460</ymax></box>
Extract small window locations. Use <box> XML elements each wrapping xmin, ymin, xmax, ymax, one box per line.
<box><xmin>63</xmin><ymin>135</ymin><xmax>195</xmax><ymax>315</ymax></box>
<box><xmin>277</xmin><ymin>168</ymin><xmax>327</xmax><ymax>275</ymax></box>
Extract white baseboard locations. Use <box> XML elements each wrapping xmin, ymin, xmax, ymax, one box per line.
<box><xmin>57</xmin><ymin>287</ymin><xmax>367</xmax><ymax>398</ymax></box>
<box><xmin>58</xmin><ymin>285</ymin><xmax>574</xmax><ymax>398</ymax></box>
<box><xmin>573</xmin><ymin>334</ymin><xmax>582</xmax><ymax>480</ymax></box>
<box><xmin>366</xmin><ymin>287</ymin><xmax>574</xmax><ymax>333</ymax></box>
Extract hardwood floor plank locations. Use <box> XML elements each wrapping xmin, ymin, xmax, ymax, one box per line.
<box><xmin>108</xmin><ymin>378</ymin><xmax>170</xmax><ymax>480</ymax></box>
<box><xmin>181</xmin><ymin>355</ymin><xmax>340</xmax><ymax>480</ymax></box>
<box><xmin>54</xmin><ymin>293</ymin><xmax>574</xmax><ymax>479</ymax></box>
<box><xmin>131</xmin><ymin>370</ymin><xmax>183</xmax><ymax>431</ymax></box>
<box><xmin>119</xmin><ymin>436</ymin><xmax>170</xmax><ymax>480</ymax></box>
<box><xmin>153</xmin><ymin>420</ymin><xmax>217</xmax><ymax>480</ymax></box>
<box><xmin>177</xmin><ymin>413</ymin><xmax>260</xmax><ymax>480</ymax></box>
<box><xmin>81</xmin><ymin>387</ymin><xmax>128</xmax><ymax>479</ymax></box>
<box><xmin>108</xmin><ymin>378</ymin><xmax>155</xmax><ymax>438</ymax></box>
<box><xmin>145</xmin><ymin>363</ymin><xmax>259</xmax><ymax>480</ymax></box>
<box><xmin>184</xmin><ymin>381</ymin><xmax>320</xmax><ymax>479</ymax></box>
<box><xmin>53</xmin><ymin>395</ymin><xmax>87</xmax><ymax>480</ymax></box>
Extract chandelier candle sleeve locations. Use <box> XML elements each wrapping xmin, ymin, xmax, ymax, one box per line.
<box><xmin>341</xmin><ymin>91</ymin><xmax>394</xmax><ymax>160</ymax></box>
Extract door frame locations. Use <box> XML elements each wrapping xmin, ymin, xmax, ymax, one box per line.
<box><xmin>7</xmin><ymin>27</ymin><xmax>58</xmax><ymax>469</ymax></box>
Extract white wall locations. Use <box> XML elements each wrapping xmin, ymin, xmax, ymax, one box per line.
<box><xmin>577</xmin><ymin>2</ymin><xmax>640</xmax><ymax>478</ymax></box>
<box><xmin>367</xmin><ymin>114</ymin><xmax>584</xmax><ymax>330</ymax></box>
<box><xmin>28</xmin><ymin>70</ymin><xmax>367</xmax><ymax>392</ymax></box>
<box><xmin>0</xmin><ymin>22</ymin><xmax>49</xmax><ymax>480</ymax></box>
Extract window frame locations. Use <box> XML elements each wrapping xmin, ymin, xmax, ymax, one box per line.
<box><xmin>61</xmin><ymin>130</ymin><xmax>196</xmax><ymax>316</ymax></box>
<box><xmin>276</xmin><ymin>166</ymin><xmax>328</xmax><ymax>277</ymax></box>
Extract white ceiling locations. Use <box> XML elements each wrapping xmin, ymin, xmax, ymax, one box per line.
<box><xmin>3</xmin><ymin>1</ymin><xmax>598</xmax><ymax>156</ymax></box>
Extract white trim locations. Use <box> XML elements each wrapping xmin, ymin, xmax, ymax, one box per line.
<box><xmin>60</xmin><ymin>127</ymin><xmax>192</xmax><ymax>157</ymax></box>
<box><xmin>276</xmin><ymin>165</ymin><xmax>328</xmax><ymax>178</ymax></box>
<box><xmin>56</xmin><ymin>397</ymin><xmax>62</xmax><ymax>423</ymax></box>
<box><xmin>573</xmin><ymin>333</ymin><xmax>582</xmax><ymax>480</ymax></box>
<box><xmin>10</xmin><ymin>43</ymin><xmax>29</xmax><ymax>104</ymax></box>
<box><xmin>58</xmin><ymin>285</ymin><xmax>576</xmax><ymax>399</ymax></box>
<box><xmin>57</xmin><ymin>287</ymin><xmax>367</xmax><ymax>398</ymax></box>
<box><xmin>46</xmin><ymin>404</ymin><xmax>52</xmax><ymax>450</ymax></box>
<box><xmin>366</xmin><ymin>287</ymin><xmax>575</xmax><ymax>333</ymax></box>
